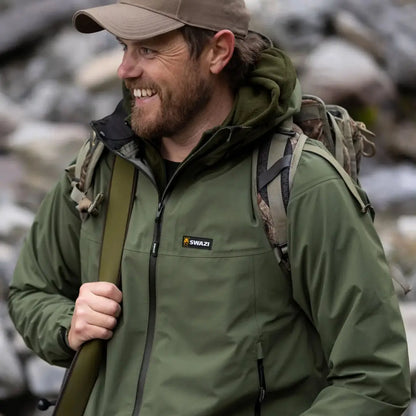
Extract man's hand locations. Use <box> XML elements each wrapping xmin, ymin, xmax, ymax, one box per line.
<box><xmin>67</xmin><ymin>282</ymin><xmax>122</xmax><ymax>351</ymax></box>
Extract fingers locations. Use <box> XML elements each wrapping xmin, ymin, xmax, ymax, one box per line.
<box><xmin>79</xmin><ymin>288</ymin><xmax>122</xmax><ymax>318</ymax></box>
<box><xmin>87</xmin><ymin>281</ymin><xmax>123</xmax><ymax>304</ymax></box>
<box><xmin>67</xmin><ymin>282</ymin><xmax>123</xmax><ymax>351</ymax></box>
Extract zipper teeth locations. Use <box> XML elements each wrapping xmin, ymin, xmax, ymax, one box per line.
<box><xmin>134</xmin><ymin>255</ymin><xmax>157</xmax><ymax>414</ymax></box>
<box><xmin>133</xmin><ymin>202</ymin><xmax>164</xmax><ymax>415</ymax></box>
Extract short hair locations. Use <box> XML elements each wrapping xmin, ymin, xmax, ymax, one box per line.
<box><xmin>180</xmin><ymin>26</ymin><xmax>270</xmax><ymax>89</ymax></box>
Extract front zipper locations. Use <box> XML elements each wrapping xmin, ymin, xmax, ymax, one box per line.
<box><xmin>131</xmin><ymin>158</ymin><xmax>197</xmax><ymax>416</ymax></box>
<box><xmin>129</xmin><ymin>136</ymin><xmax>235</xmax><ymax>415</ymax></box>
<box><xmin>133</xmin><ymin>201</ymin><xmax>165</xmax><ymax>415</ymax></box>
<box><xmin>255</xmin><ymin>342</ymin><xmax>267</xmax><ymax>416</ymax></box>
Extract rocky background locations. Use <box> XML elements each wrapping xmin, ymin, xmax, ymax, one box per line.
<box><xmin>0</xmin><ymin>0</ymin><xmax>416</xmax><ymax>414</ymax></box>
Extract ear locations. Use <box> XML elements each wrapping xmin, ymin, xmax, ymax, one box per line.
<box><xmin>208</xmin><ymin>30</ymin><xmax>235</xmax><ymax>75</ymax></box>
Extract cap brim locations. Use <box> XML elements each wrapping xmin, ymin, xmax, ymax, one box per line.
<box><xmin>73</xmin><ymin>4</ymin><xmax>185</xmax><ymax>40</ymax></box>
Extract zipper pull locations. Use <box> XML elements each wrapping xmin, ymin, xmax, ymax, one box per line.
<box><xmin>155</xmin><ymin>202</ymin><xmax>164</xmax><ymax>223</ymax></box>
<box><xmin>255</xmin><ymin>342</ymin><xmax>267</xmax><ymax>416</ymax></box>
<box><xmin>151</xmin><ymin>202</ymin><xmax>165</xmax><ymax>257</ymax></box>
<box><xmin>151</xmin><ymin>241</ymin><xmax>159</xmax><ymax>257</ymax></box>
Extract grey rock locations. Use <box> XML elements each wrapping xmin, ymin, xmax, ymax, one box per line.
<box><xmin>247</xmin><ymin>0</ymin><xmax>339</xmax><ymax>51</ymax></box>
<box><xmin>0</xmin><ymin>93</ymin><xmax>23</xmax><ymax>148</ymax></box>
<box><xmin>332</xmin><ymin>10</ymin><xmax>384</xmax><ymax>60</ymax></box>
<box><xmin>342</xmin><ymin>0</ymin><xmax>416</xmax><ymax>88</ymax></box>
<box><xmin>0</xmin><ymin>0</ymin><xmax>113</xmax><ymax>56</ymax></box>
<box><xmin>0</xmin><ymin>201</ymin><xmax>34</xmax><ymax>238</ymax></box>
<box><xmin>400</xmin><ymin>302</ymin><xmax>416</xmax><ymax>375</ymax></box>
<box><xmin>75</xmin><ymin>47</ymin><xmax>123</xmax><ymax>91</ymax></box>
<box><xmin>300</xmin><ymin>38</ymin><xmax>396</xmax><ymax>106</ymax></box>
<box><xmin>22</xmin><ymin>80</ymin><xmax>92</xmax><ymax>124</ymax></box>
<box><xmin>26</xmin><ymin>357</ymin><xmax>65</xmax><ymax>397</ymax></box>
<box><xmin>360</xmin><ymin>163</ymin><xmax>416</xmax><ymax>211</ymax></box>
<box><xmin>0</xmin><ymin>242</ymin><xmax>17</xmax><ymax>288</ymax></box>
<box><xmin>27</xmin><ymin>27</ymin><xmax>118</xmax><ymax>83</ymax></box>
<box><xmin>397</xmin><ymin>216</ymin><xmax>416</xmax><ymax>241</ymax></box>
<box><xmin>387</xmin><ymin>121</ymin><xmax>416</xmax><ymax>162</ymax></box>
<box><xmin>6</xmin><ymin>120</ymin><xmax>88</xmax><ymax>208</ymax></box>
<box><xmin>247</xmin><ymin>0</ymin><xmax>416</xmax><ymax>90</ymax></box>
<box><xmin>0</xmin><ymin>319</ymin><xmax>25</xmax><ymax>399</ymax></box>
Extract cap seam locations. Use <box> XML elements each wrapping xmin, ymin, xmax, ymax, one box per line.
<box><xmin>175</xmin><ymin>0</ymin><xmax>182</xmax><ymax>20</ymax></box>
<box><xmin>119</xmin><ymin>0</ymin><xmax>184</xmax><ymax>25</ymax></box>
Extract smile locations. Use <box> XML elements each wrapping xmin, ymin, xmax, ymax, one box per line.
<box><xmin>133</xmin><ymin>88</ymin><xmax>157</xmax><ymax>98</ymax></box>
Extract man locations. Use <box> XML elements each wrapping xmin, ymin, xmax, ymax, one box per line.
<box><xmin>8</xmin><ymin>0</ymin><xmax>411</xmax><ymax>415</ymax></box>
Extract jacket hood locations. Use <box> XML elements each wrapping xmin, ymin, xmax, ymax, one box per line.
<box><xmin>185</xmin><ymin>46</ymin><xmax>301</xmax><ymax>166</ymax></box>
<box><xmin>227</xmin><ymin>46</ymin><xmax>301</xmax><ymax>131</ymax></box>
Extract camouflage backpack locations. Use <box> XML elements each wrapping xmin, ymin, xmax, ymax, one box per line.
<box><xmin>254</xmin><ymin>94</ymin><xmax>410</xmax><ymax>295</ymax></box>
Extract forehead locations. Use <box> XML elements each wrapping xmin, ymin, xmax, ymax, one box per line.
<box><xmin>118</xmin><ymin>29</ymin><xmax>185</xmax><ymax>47</ymax></box>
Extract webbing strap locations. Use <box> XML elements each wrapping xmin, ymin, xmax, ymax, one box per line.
<box><xmin>303</xmin><ymin>143</ymin><xmax>369</xmax><ymax>213</ymax></box>
<box><xmin>53</xmin><ymin>155</ymin><xmax>137</xmax><ymax>416</ymax></box>
<box><xmin>257</xmin><ymin>155</ymin><xmax>292</xmax><ymax>190</ymax></box>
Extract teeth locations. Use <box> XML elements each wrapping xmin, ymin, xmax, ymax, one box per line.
<box><xmin>133</xmin><ymin>88</ymin><xmax>156</xmax><ymax>98</ymax></box>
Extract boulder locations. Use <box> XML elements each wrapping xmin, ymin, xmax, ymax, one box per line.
<box><xmin>400</xmin><ymin>302</ymin><xmax>416</xmax><ymax>377</ymax></box>
<box><xmin>300</xmin><ymin>38</ymin><xmax>396</xmax><ymax>106</ymax></box>
<box><xmin>246</xmin><ymin>0</ymin><xmax>339</xmax><ymax>51</ymax></box>
<box><xmin>6</xmin><ymin>120</ymin><xmax>88</xmax><ymax>208</ymax></box>
<box><xmin>360</xmin><ymin>163</ymin><xmax>416</xmax><ymax>211</ymax></box>
<box><xmin>26</xmin><ymin>357</ymin><xmax>65</xmax><ymax>397</ymax></box>
<box><xmin>75</xmin><ymin>48</ymin><xmax>123</xmax><ymax>91</ymax></box>
<box><xmin>0</xmin><ymin>318</ymin><xmax>25</xmax><ymax>399</ymax></box>
<box><xmin>0</xmin><ymin>93</ymin><xmax>23</xmax><ymax>150</ymax></box>
<box><xmin>342</xmin><ymin>0</ymin><xmax>416</xmax><ymax>89</ymax></box>
<box><xmin>0</xmin><ymin>0</ymin><xmax>113</xmax><ymax>56</ymax></box>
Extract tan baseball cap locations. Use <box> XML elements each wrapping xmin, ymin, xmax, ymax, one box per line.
<box><xmin>73</xmin><ymin>0</ymin><xmax>250</xmax><ymax>40</ymax></box>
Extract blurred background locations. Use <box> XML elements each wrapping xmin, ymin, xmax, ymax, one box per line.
<box><xmin>0</xmin><ymin>0</ymin><xmax>415</xmax><ymax>414</ymax></box>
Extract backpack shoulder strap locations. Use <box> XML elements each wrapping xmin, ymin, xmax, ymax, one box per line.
<box><xmin>53</xmin><ymin>155</ymin><xmax>137</xmax><ymax>416</ymax></box>
<box><xmin>302</xmin><ymin>142</ymin><xmax>370</xmax><ymax>213</ymax></box>
<box><xmin>66</xmin><ymin>131</ymin><xmax>105</xmax><ymax>219</ymax></box>
<box><xmin>254</xmin><ymin>128</ymin><xmax>307</xmax><ymax>275</ymax></box>
<box><xmin>255</xmin><ymin>131</ymin><xmax>370</xmax><ymax>276</ymax></box>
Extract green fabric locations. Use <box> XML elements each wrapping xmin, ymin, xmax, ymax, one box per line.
<box><xmin>8</xmin><ymin>45</ymin><xmax>410</xmax><ymax>415</ymax></box>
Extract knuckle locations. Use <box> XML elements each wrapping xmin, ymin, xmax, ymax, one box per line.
<box><xmin>101</xmin><ymin>329</ymin><xmax>113</xmax><ymax>340</ymax></box>
<box><xmin>108</xmin><ymin>316</ymin><xmax>118</xmax><ymax>329</ymax></box>
<box><xmin>73</xmin><ymin>320</ymin><xmax>87</xmax><ymax>335</ymax></box>
<box><xmin>109</xmin><ymin>302</ymin><xmax>121</xmax><ymax>317</ymax></box>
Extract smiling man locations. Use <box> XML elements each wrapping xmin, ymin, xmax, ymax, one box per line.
<box><xmin>119</xmin><ymin>29</ymin><xmax>234</xmax><ymax>160</ymax></box>
<box><xmin>8</xmin><ymin>0</ymin><xmax>410</xmax><ymax>415</ymax></box>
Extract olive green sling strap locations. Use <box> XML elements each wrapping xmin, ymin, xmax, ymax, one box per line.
<box><xmin>53</xmin><ymin>155</ymin><xmax>137</xmax><ymax>416</ymax></box>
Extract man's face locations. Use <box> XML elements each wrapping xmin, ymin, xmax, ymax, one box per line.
<box><xmin>118</xmin><ymin>30</ymin><xmax>214</xmax><ymax>141</ymax></box>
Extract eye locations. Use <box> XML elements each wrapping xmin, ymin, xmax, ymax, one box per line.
<box><xmin>140</xmin><ymin>47</ymin><xmax>156</xmax><ymax>57</ymax></box>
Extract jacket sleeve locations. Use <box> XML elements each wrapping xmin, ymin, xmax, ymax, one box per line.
<box><xmin>288</xmin><ymin>149</ymin><xmax>411</xmax><ymax>415</ymax></box>
<box><xmin>8</xmin><ymin>171</ymin><xmax>82</xmax><ymax>367</ymax></box>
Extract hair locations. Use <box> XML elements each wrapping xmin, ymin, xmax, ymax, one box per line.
<box><xmin>180</xmin><ymin>26</ymin><xmax>270</xmax><ymax>90</ymax></box>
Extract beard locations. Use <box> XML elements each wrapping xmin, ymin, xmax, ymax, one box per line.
<box><xmin>130</xmin><ymin>63</ymin><xmax>213</xmax><ymax>141</ymax></box>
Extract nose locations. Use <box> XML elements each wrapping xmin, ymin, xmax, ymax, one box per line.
<box><xmin>117</xmin><ymin>51</ymin><xmax>143</xmax><ymax>80</ymax></box>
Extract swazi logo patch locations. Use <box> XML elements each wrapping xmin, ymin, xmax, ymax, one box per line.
<box><xmin>182</xmin><ymin>236</ymin><xmax>213</xmax><ymax>250</ymax></box>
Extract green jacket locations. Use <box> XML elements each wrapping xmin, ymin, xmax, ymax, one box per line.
<box><xmin>8</xmin><ymin>47</ymin><xmax>410</xmax><ymax>415</ymax></box>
